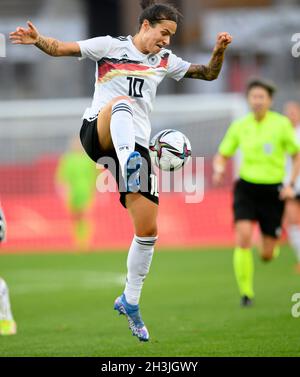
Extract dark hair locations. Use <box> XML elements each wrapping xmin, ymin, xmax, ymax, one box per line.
<box><xmin>246</xmin><ymin>78</ymin><xmax>277</xmax><ymax>98</ymax></box>
<box><xmin>139</xmin><ymin>0</ymin><xmax>182</xmax><ymax>27</ymax></box>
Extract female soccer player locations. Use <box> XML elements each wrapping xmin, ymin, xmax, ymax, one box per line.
<box><xmin>213</xmin><ymin>79</ymin><xmax>300</xmax><ymax>307</ymax></box>
<box><xmin>10</xmin><ymin>0</ymin><xmax>232</xmax><ymax>341</ymax></box>
<box><xmin>284</xmin><ymin>101</ymin><xmax>300</xmax><ymax>273</ymax></box>
<box><xmin>0</xmin><ymin>206</ymin><xmax>17</xmax><ymax>335</ymax></box>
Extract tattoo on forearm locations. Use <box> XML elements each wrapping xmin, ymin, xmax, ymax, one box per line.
<box><xmin>185</xmin><ymin>49</ymin><xmax>225</xmax><ymax>80</ymax></box>
<box><xmin>35</xmin><ymin>36</ymin><xmax>59</xmax><ymax>56</ymax></box>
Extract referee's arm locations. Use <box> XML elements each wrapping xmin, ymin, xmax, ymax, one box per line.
<box><xmin>289</xmin><ymin>152</ymin><xmax>300</xmax><ymax>187</ymax></box>
<box><xmin>212</xmin><ymin>153</ymin><xmax>230</xmax><ymax>186</ymax></box>
<box><xmin>213</xmin><ymin>120</ymin><xmax>239</xmax><ymax>186</ymax></box>
<box><xmin>281</xmin><ymin>152</ymin><xmax>300</xmax><ymax>200</ymax></box>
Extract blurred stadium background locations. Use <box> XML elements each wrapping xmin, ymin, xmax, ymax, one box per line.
<box><xmin>1</xmin><ymin>0</ymin><xmax>300</xmax><ymax>251</ymax></box>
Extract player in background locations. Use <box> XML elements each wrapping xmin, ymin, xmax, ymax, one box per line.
<box><xmin>0</xmin><ymin>205</ymin><xmax>17</xmax><ymax>335</ymax></box>
<box><xmin>10</xmin><ymin>0</ymin><xmax>232</xmax><ymax>341</ymax></box>
<box><xmin>213</xmin><ymin>79</ymin><xmax>300</xmax><ymax>307</ymax></box>
<box><xmin>283</xmin><ymin>101</ymin><xmax>300</xmax><ymax>273</ymax></box>
<box><xmin>56</xmin><ymin>136</ymin><xmax>98</xmax><ymax>251</ymax></box>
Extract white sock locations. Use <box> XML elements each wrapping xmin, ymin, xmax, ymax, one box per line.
<box><xmin>287</xmin><ymin>225</ymin><xmax>300</xmax><ymax>262</ymax></box>
<box><xmin>110</xmin><ymin>100</ymin><xmax>135</xmax><ymax>178</ymax></box>
<box><xmin>124</xmin><ymin>235</ymin><xmax>158</xmax><ymax>306</ymax></box>
<box><xmin>0</xmin><ymin>278</ymin><xmax>14</xmax><ymax>321</ymax></box>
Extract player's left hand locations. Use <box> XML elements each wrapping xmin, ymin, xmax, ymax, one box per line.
<box><xmin>279</xmin><ymin>184</ymin><xmax>296</xmax><ymax>200</ymax></box>
<box><xmin>215</xmin><ymin>32</ymin><xmax>233</xmax><ymax>51</ymax></box>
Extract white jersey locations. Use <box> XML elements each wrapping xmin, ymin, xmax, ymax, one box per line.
<box><xmin>77</xmin><ymin>35</ymin><xmax>191</xmax><ymax>148</ymax></box>
<box><xmin>285</xmin><ymin>124</ymin><xmax>300</xmax><ymax>191</ymax></box>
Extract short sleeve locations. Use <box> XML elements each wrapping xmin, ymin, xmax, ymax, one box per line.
<box><xmin>166</xmin><ymin>52</ymin><xmax>191</xmax><ymax>81</ymax></box>
<box><xmin>282</xmin><ymin>118</ymin><xmax>300</xmax><ymax>155</ymax></box>
<box><xmin>219</xmin><ymin>121</ymin><xmax>240</xmax><ymax>157</ymax></box>
<box><xmin>77</xmin><ymin>36</ymin><xmax>112</xmax><ymax>61</ymax></box>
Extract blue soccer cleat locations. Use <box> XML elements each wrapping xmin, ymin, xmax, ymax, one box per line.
<box><xmin>114</xmin><ymin>294</ymin><xmax>149</xmax><ymax>342</ymax></box>
<box><xmin>125</xmin><ymin>152</ymin><xmax>142</xmax><ymax>193</ymax></box>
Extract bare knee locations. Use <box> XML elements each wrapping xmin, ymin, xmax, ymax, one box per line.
<box><xmin>236</xmin><ymin>236</ymin><xmax>252</xmax><ymax>249</ymax></box>
<box><xmin>126</xmin><ymin>194</ymin><xmax>159</xmax><ymax>239</ymax></box>
<box><xmin>135</xmin><ymin>225</ymin><xmax>158</xmax><ymax>238</ymax></box>
<box><xmin>238</xmin><ymin>240</ymin><xmax>252</xmax><ymax>249</ymax></box>
<box><xmin>235</xmin><ymin>221</ymin><xmax>253</xmax><ymax>249</ymax></box>
<box><xmin>260</xmin><ymin>248</ymin><xmax>274</xmax><ymax>262</ymax></box>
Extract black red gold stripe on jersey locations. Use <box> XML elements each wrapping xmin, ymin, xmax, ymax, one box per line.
<box><xmin>97</xmin><ymin>53</ymin><xmax>170</xmax><ymax>83</ymax></box>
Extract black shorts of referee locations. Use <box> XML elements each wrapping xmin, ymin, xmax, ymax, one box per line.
<box><xmin>233</xmin><ymin>178</ymin><xmax>284</xmax><ymax>238</ymax></box>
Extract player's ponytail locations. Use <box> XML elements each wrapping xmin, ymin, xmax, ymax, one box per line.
<box><xmin>138</xmin><ymin>0</ymin><xmax>182</xmax><ymax>28</ymax></box>
<box><xmin>140</xmin><ymin>0</ymin><xmax>156</xmax><ymax>10</ymax></box>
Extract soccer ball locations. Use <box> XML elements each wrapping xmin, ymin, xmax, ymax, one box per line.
<box><xmin>149</xmin><ymin>129</ymin><xmax>192</xmax><ymax>171</ymax></box>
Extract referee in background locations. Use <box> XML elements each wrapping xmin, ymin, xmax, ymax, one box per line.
<box><xmin>213</xmin><ymin>79</ymin><xmax>300</xmax><ymax>306</ymax></box>
<box><xmin>0</xmin><ymin>205</ymin><xmax>17</xmax><ymax>335</ymax></box>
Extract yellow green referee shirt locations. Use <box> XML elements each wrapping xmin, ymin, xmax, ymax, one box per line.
<box><xmin>219</xmin><ymin>111</ymin><xmax>300</xmax><ymax>184</ymax></box>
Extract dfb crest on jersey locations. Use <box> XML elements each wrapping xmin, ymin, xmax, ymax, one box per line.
<box><xmin>148</xmin><ymin>54</ymin><xmax>159</xmax><ymax>66</ymax></box>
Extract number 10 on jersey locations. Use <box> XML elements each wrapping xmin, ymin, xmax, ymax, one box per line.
<box><xmin>127</xmin><ymin>77</ymin><xmax>144</xmax><ymax>98</ymax></box>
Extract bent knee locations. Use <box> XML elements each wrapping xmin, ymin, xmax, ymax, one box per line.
<box><xmin>111</xmin><ymin>96</ymin><xmax>132</xmax><ymax>107</ymax></box>
<box><xmin>136</xmin><ymin>231</ymin><xmax>158</xmax><ymax>238</ymax></box>
<box><xmin>238</xmin><ymin>241</ymin><xmax>252</xmax><ymax>249</ymax></box>
<box><xmin>136</xmin><ymin>226</ymin><xmax>158</xmax><ymax>238</ymax></box>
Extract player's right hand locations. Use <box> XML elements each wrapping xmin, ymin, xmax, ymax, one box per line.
<box><xmin>9</xmin><ymin>21</ymin><xmax>39</xmax><ymax>45</ymax></box>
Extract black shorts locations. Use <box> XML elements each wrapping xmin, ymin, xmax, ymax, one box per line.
<box><xmin>79</xmin><ymin>118</ymin><xmax>159</xmax><ymax>208</ymax></box>
<box><xmin>233</xmin><ymin>179</ymin><xmax>284</xmax><ymax>238</ymax></box>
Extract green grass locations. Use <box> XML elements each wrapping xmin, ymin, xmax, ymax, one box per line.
<box><xmin>0</xmin><ymin>247</ymin><xmax>299</xmax><ymax>357</ymax></box>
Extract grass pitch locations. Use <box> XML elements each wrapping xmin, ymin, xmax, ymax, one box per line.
<box><xmin>0</xmin><ymin>247</ymin><xmax>299</xmax><ymax>357</ymax></box>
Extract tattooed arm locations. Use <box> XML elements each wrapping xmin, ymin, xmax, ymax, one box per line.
<box><xmin>10</xmin><ymin>21</ymin><xmax>81</xmax><ymax>57</ymax></box>
<box><xmin>185</xmin><ymin>32</ymin><xmax>232</xmax><ymax>81</ymax></box>
<box><xmin>34</xmin><ymin>35</ymin><xmax>80</xmax><ymax>57</ymax></box>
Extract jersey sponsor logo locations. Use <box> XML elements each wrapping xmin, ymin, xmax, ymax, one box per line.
<box><xmin>97</xmin><ymin>53</ymin><xmax>170</xmax><ymax>83</ymax></box>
